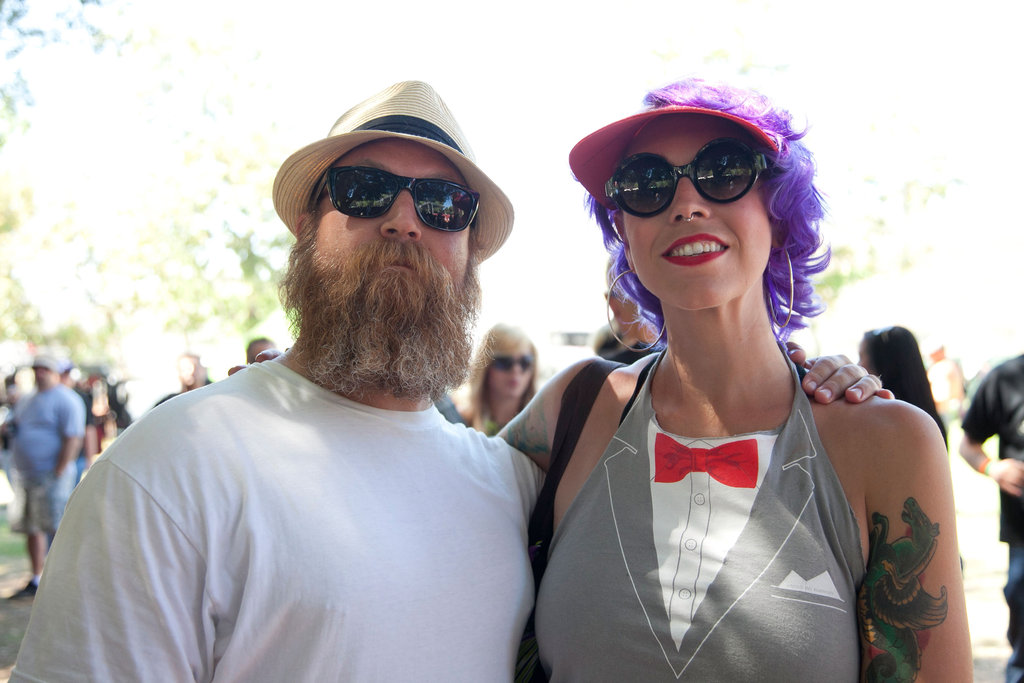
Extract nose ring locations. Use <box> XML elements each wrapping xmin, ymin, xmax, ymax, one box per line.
<box><xmin>682</xmin><ymin>212</ymin><xmax>696</xmax><ymax>223</ymax></box>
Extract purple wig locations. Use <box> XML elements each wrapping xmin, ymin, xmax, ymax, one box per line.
<box><xmin>585</xmin><ymin>78</ymin><xmax>829</xmax><ymax>344</ymax></box>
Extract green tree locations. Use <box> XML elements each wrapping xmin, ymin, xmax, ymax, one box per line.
<box><xmin>0</xmin><ymin>7</ymin><xmax>293</xmax><ymax>370</ymax></box>
<box><xmin>1</xmin><ymin>0</ymin><xmax>108</xmax><ymax>147</ymax></box>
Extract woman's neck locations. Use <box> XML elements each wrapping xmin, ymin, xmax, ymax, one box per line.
<box><xmin>650</xmin><ymin>314</ymin><xmax>793</xmax><ymax>437</ymax></box>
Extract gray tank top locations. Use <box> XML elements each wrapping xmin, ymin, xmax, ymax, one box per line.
<box><xmin>535</xmin><ymin>358</ymin><xmax>864</xmax><ymax>681</ymax></box>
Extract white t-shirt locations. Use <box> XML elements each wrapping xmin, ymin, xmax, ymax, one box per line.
<box><xmin>13</xmin><ymin>361</ymin><xmax>541</xmax><ymax>682</ymax></box>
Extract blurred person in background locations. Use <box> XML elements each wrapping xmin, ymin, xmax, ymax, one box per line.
<box><xmin>927</xmin><ymin>341</ymin><xmax>967</xmax><ymax>427</ymax></box>
<box><xmin>595</xmin><ymin>258</ymin><xmax>660</xmax><ymax>365</ymax></box>
<box><xmin>6</xmin><ymin>354</ymin><xmax>84</xmax><ymax>600</ymax></box>
<box><xmin>859</xmin><ymin>325</ymin><xmax>947</xmax><ymax>445</ymax></box>
<box><xmin>152</xmin><ymin>351</ymin><xmax>212</xmax><ymax>408</ymax></box>
<box><xmin>58</xmin><ymin>360</ymin><xmax>100</xmax><ymax>482</ymax></box>
<box><xmin>2</xmin><ymin>374</ymin><xmax>22</xmax><ymax>483</ymax></box>
<box><xmin>958</xmin><ymin>351</ymin><xmax>1024</xmax><ymax>683</ymax></box>
<box><xmin>460</xmin><ymin>323</ymin><xmax>538</xmax><ymax>436</ymax></box>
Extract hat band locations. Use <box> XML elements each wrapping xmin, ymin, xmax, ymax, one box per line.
<box><xmin>355</xmin><ymin>115</ymin><xmax>463</xmax><ymax>154</ymax></box>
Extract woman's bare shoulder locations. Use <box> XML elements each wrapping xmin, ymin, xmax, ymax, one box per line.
<box><xmin>811</xmin><ymin>397</ymin><xmax>949</xmax><ymax>503</ymax></box>
<box><xmin>812</xmin><ymin>397</ymin><xmax>943</xmax><ymax>458</ymax></box>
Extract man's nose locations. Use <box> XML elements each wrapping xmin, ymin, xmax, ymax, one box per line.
<box><xmin>379</xmin><ymin>190</ymin><xmax>423</xmax><ymax>242</ymax></box>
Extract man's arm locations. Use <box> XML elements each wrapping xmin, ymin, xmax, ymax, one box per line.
<box><xmin>786</xmin><ymin>343</ymin><xmax>892</xmax><ymax>403</ymax></box>
<box><xmin>12</xmin><ymin>461</ymin><xmax>209</xmax><ymax>681</ymax></box>
<box><xmin>960</xmin><ymin>433</ymin><xmax>1024</xmax><ymax>497</ymax></box>
<box><xmin>54</xmin><ymin>435</ymin><xmax>82</xmax><ymax>477</ymax></box>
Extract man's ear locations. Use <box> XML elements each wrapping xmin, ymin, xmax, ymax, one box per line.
<box><xmin>296</xmin><ymin>212</ymin><xmax>315</xmax><ymax>238</ymax></box>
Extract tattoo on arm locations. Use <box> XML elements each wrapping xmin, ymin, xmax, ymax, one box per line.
<box><xmin>501</xmin><ymin>407</ymin><xmax>553</xmax><ymax>471</ymax></box>
<box><xmin>857</xmin><ymin>497</ymin><xmax>948</xmax><ymax>682</ymax></box>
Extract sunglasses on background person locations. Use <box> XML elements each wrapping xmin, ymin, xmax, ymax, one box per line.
<box><xmin>327</xmin><ymin>166</ymin><xmax>480</xmax><ymax>232</ymax></box>
<box><xmin>604</xmin><ymin>138</ymin><xmax>769</xmax><ymax>217</ymax></box>
<box><xmin>491</xmin><ymin>354</ymin><xmax>534</xmax><ymax>372</ymax></box>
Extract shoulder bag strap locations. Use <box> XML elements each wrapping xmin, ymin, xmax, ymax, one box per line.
<box><xmin>527</xmin><ymin>358</ymin><xmax>621</xmax><ymax>583</ymax></box>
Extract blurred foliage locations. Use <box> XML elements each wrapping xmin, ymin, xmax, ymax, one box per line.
<box><xmin>0</xmin><ymin>0</ymin><xmax>109</xmax><ymax>148</ymax></box>
<box><xmin>0</xmin><ymin>4</ymin><xmax>292</xmax><ymax>370</ymax></box>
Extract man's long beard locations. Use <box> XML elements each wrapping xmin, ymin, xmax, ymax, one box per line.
<box><xmin>281</xmin><ymin>236</ymin><xmax>480</xmax><ymax>402</ymax></box>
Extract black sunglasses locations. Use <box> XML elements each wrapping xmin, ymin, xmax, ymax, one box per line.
<box><xmin>604</xmin><ymin>138</ymin><xmax>769</xmax><ymax>217</ymax></box>
<box><xmin>326</xmin><ymin>166</ymin><xmax>480</xmax><ymax>232</ymax></box>
<box><xmin>491</xmin><ymin>354</ymin><xmax>534</xmax><ymax>372</ymax></box>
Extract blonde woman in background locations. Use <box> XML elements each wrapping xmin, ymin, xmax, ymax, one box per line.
<box><xmin>461</xmin><ymin>324</ymin><xmax>538</xmax><ymax>436</ymax></box>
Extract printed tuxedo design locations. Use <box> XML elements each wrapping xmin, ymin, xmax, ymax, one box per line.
<box><xmin>536</xmin><ymin>358</ymin><xmax>865</xmax><ymax>681</ymax></box>
<box><xmin>647</xmin><ymin>430</ymin><xmax>775</xmax><ymax>648</ymax></box>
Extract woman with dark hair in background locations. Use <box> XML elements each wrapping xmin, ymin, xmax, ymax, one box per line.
<box><xmin>860</xmin><ymin>325</ymin><xmax>947</xmax><ymax>445</ymax></box>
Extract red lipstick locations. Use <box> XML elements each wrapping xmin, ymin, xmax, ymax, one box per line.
<box><xmin>662</xmin><ymin>234</ymin><xmax>727</xmax><ymax>266</ymax></box>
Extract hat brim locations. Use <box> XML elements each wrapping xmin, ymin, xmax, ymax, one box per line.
<box><xmin>569</xmin><ymin>106</ymin><xmax>780</xmax><ymax>210</ymax></box>
<box><xmin>273</xmin><ymin>131</ymin><xmax>514</xmax><ymax>262</ymax></box>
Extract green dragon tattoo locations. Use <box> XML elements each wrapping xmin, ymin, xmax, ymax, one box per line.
<box><xmin>858</xmin><ymin>497</ymin><xmax>948</xmax><ymax>682</ymax></box>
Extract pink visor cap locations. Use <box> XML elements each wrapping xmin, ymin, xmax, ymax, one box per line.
<box><xmin>569</xmin><ymin>106</ymin><xmax>780</xmax><ymax>210</ymax></box>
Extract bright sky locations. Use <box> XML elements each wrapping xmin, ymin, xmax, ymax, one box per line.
<box><xmin>3</xmin><ymin>0</ymin><xmax>1020</xmax><ymax>408</ymax></box>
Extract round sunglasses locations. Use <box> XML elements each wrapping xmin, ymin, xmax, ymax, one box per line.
<box><xmin>604</xmin><ymin>138</ymin><xmax>769</xmax><ymax>217</ymax></box>
<box><xmin>491</xmin><ymin>354</ymin><xmax>534</xmax><ymax>372</ymax></box>
<box><xmin>327</xmin><ymin>166</ymin><xmax>480</xmax><ymax>232</ymax></box>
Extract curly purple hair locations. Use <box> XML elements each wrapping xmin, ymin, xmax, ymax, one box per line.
<box><xmin>586</xmin><ymin>78</ymin><xmax>829</xmax><ymax>344</ymax></box>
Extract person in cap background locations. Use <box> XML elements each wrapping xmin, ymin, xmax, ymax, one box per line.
<box><xmin>502</xmin><ymin>77</ymin><xmax>970</xmax><ymax>680</ymax></box>
<box><xmin>13</xmin><ymin>80</ymin><xmax>884</xmax><ymax>680</ymax></box>
<box><xmin>6</xmin><ymin>354</ymin><xmax>85</xmax><ymax>601</ymax></box>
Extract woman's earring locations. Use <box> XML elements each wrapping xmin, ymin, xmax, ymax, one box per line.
<box><xmin>606</xmin><ymin>268</ymin><xmax>665</xmax><ymax>351</ymax></box>
<box><xmin>769</xmin><ymin>249</ymin><xmax>794</xmax><ymax>329</ymax></box>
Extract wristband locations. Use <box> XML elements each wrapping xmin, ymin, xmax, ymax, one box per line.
<box><xmin>977</xmin><ymin>457</ymin><xmax>992</xmax><ymax>476</ymax></box>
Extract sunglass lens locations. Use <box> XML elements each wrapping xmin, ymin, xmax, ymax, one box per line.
<box><xmin>330</xmin><ymin>168</ymin><xmax>397</xmax><ymax>218</ymax></box>
<box><xmin>492</xmin><ymin>355</ymin><xmax>533</xmax><ymax>371</ymax></box>
<box><xmin>616</xmin><ymin>156</ymin><xmax>677</xmax><ymax>216</ymax></box>
<box><xmin>414</xmin><ymin>180</ymin><xmax>478</xmax><ymax>231</ymax></box>
<box><xmin>695</xmin><ymin>141</ymin><xmax>756</xmax><ymax>201</ymax></box>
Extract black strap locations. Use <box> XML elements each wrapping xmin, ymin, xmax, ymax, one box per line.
<box><xmin>527</xmin><ymin>358</ymin><xmax>621</xmax><ymax>585</ymax></box>
<box><xmin>620</xmin><ymin>355</ymin><xmax>656</xmax><ymax>423</ymax></box>
<box><xmin>517</xmin><ymin>357</ymin><xmax>632</xmax><ymax>683</ymax></box>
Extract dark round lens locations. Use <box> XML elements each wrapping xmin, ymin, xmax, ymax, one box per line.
<box><xmin>415</xmin><ymin>180</ymin><xmax>477</xmax><ymax>231</ymax></box>
<box><xmin>694</xmin><ymin>142</ymin><xmax>756</xmax><ymax>201</ymax></box>
<box><xmin>617</xmin><ymin>156</ymin><xmax>677</xmax><ymax>215</ymax></box>
<box><xmin>331</xmin><ymin>168</ymin><xmax>399</xmax><ymax>217</ymax></box>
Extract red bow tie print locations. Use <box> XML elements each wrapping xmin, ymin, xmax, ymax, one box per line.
<box><xmin>654</xmin><ymin>434</ymin><xmax>758</xmax><ymax>488</ymax></box>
